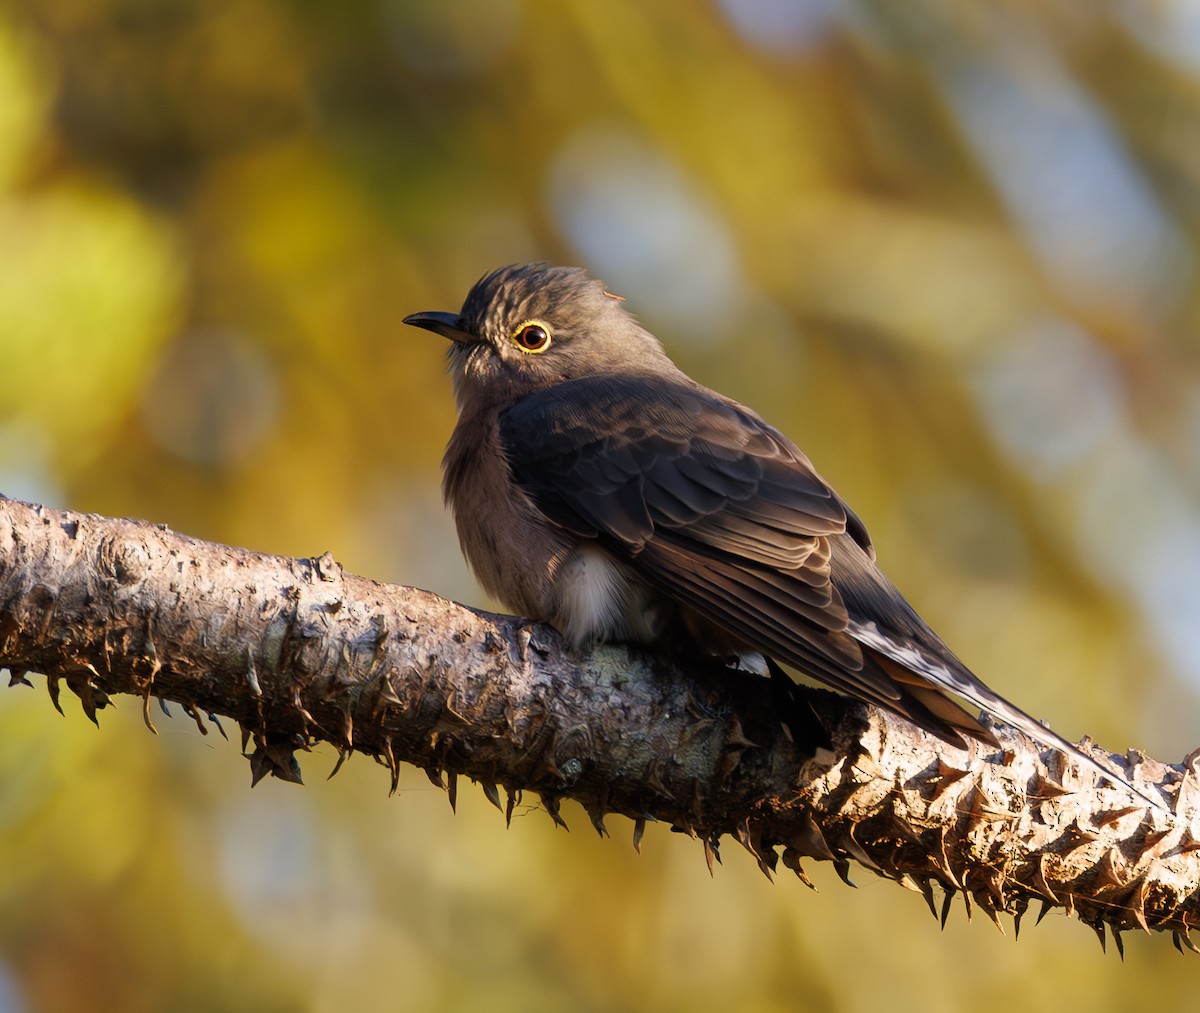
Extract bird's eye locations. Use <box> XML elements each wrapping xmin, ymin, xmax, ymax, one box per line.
<box><xmin>511</xmin><ymin>320</ymin><xmax>553</xmax><ymax>354</ymax></box>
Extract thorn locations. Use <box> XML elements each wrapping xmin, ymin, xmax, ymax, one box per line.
<box><xmin>703</xmin><ymin>838</ymin><xmax>717</xmax><ymax>877</ymax></box>
<box><xmin>940</xmin><ymin>888</ymin><xmax>955</xmax><ymax>930</ymax></box>
<box><xmin>481</xmin><ymin>781</ymin><xmax>503</xmax><ymax>814</ymax></box>
<box><xmin>981</xmin><ymin>900</ymin><xmax>1005</xmax><ymax>934</ymax></box>
<box><xmin>7</xmin><ymin>669</ymin><xmax>31</xmax><ymax>688</ymax></box>
<box><xmin>788</xmin><ymin>815</ymin><xmax>837</xmax><ymax>863</ymax></box>
<box><xmin>1091</xmin><ymin>849</ymin><xmax>1128</xmax><ymax>892</ymax></box>
<box><xmin>447</xmin><ymin>770</ymin><xmax>458</xmax><ymax>813</ymax></box>
<box><xmin>327</xmin><ymin>748</ymin><xmax>349</xmax><ymax>780</ymax></box>
<box><xmin>734</xmin><ymin>818</ymin><xmax>754</xmax><ymax>851</ymax></box>
<box><xmin>142</xmin><ymin>684</ymin><xmax>158</xmax><ymax>735</ymax></box>
<box><xmin>929</xmin><ymin>760</ymin><xmax>971</xmax><ymax>802</ymax></box>
<box><xmin>249</xmin><ymin>750</ymin><xmax>271</xmax><ymax>788</ymax></box>
<box><xmin>248</xmin><ymin>739</ymin><xmax>304</xmax><ymax>786</ymax></box>
<box><xmin>1142</xmin><ymin>827</ymin><xmax>1173</xmax><ymax>852</ymax></box>
<box><xmin>1060</xmin><ymin>818</ymin><xmax>1100</xmax><ymax>859</ymax></box>
<box><xmin>383</xmin><ymin>735</ymin><xmax>399</xmax><ymax>796</ymax></box>
<box><xmin>209</xmin><ymin>713</ymin><xmax>228</xmax><ymax>740</ymax></box>
<box><xmin>46</xmin><ymin>673</ymin><xmax>63</xmax><ymax>716</ymax></box>
<box><xmin>633</xmin><ymin>818</ymin><xmax>646</xmax><ymax>853</ymax></box>
<box><xmin>425</xmin><ymin>766</ymin><xmax>445</xmax><ymax>790</ymax></box>
<box><xmin>754</xmin><ymin>851</ymin><xmax>775</xmax><ymax>883</ymax></box>
<box><xmin>917</xmin><ymin>877</ymin><xmax>937</xmax><ymax>921</ymax></box>
<box><xmin>182</xmin><ymin>702</ymin><xmax>208</xmax><ymax>736</ymax></box>
<box><xmin>1035</xmin><ymin>898</ymin><xmax>1054</xmax><ymax>926</ymax></box>
<box><xmin>833</xmin><ymin>859</ymin><xmax>854</xmax><ymax>889</ymax></box>
<box><xmin>780</xmin><ymin>848</ymin><xmax>816</xmax><ymax>890</ymax></box>
<box><xmin>1130</xmin><ymin>878</ymin><xmax>1152</xmax><ymax>934</ymax></box>
<box><xmin>586</xmin><ymin>803</ymin><xmax>608</xmax><ymax>838</ymax></box>
<box><xmin>736</xmin><ymin>821</ymin><xmax>775</xmax><ymax>882</ymax></box>
<box><xmin>140</xmin><ymin>644</ymin><xmax>161</xmax><ymax>733</ymax></box>
<box><xmin>1113</xmin><ymin>928</ymin><xmax>1125</xmax><ymax>961</ymax></box>
<box><xmin>839</xmin><ymin>829</ymin><xmax>881</xmax><ymax>873</ymax></box>
<box><xmin>92</xmin><ymin>685</ymin><xmax>112</xmax><ymax>713</ymax></box>
<box><xmin>505</xmin><ymin>788</ymin><xmax>520</xmax><ymax>828</ymax></box>
<box><xmin>245</xmin><ymin>654</ymin><xmax>262</xmax><ymax>697</ymax></box>
<box><xmin>374</xmin><ymin>670</ymin><xmax>401</xmax><ymax>712</ymax></box>
<box><xmin>1093</xmin><ymin>806</ymin><xmax>1142</xmax><ymax>829</ymax></box>
<box><xmin>540</xmin><ymin>793</ymin><xmax>568</xmax><ymax>830</ymax></box>
<box><xmin>1032</xmin><ymin>853</ymin><xmax>1059</xmax><ymax>906</ymax></box>
<box><xmin>73</xmin><ymin>668</ymin><xmax>103</xmax><ymax>725</ymax></box>
<box><xmin>1178</xmin><ymin>924</ymin><xmax>1200</xmax><ymax>955</ymax></box>
<box><xmin>1035</xmin><ymin>778</ymin><xmax>1071</xmax><ymax>802</ymax></box>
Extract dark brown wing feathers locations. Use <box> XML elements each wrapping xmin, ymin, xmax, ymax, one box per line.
<box><xmin>501</xmin><ymin>375</ymin><xmax>1136</xmax><ymax>761</ymax></box>
<box><xmin>499</xmin><ymin>375</ymin><xmax>997</xmax><ymax>743</ymax></box>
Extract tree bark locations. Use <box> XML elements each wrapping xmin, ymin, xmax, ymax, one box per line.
<box><xmin>0</xmin><ymin>494</ymin><xmax>1196</xmax><ymax>953</ymax></box>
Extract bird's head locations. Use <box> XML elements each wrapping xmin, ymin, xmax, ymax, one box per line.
<box><xmin>404</xmin><ymin>263</ymin><xmax>679</xmax><ymax>410</ymax></box>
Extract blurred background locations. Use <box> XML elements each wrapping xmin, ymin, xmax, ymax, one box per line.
<box><xmin>1</xmin><ymin>0</ymin><xmax>1199</xmax><ymax>1009</ymax></box>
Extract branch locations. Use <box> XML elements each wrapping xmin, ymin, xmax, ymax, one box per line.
<box><xmin>0</xmin><ymin>494</ymin><xmax>1197</xmax><ymax>952</ymax></box>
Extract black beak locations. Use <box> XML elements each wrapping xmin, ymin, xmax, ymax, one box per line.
<box><xmin>402</xmin><ymin>310</ymin><xmax>475</xmax><ymax>344</ymax></box>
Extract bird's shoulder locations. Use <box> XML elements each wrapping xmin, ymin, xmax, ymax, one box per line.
<box><xmin>498</xmin><ymin>374</ymin><xmax>874</xmax><ymax>557</ymax></box>
<box><xmin>500</xmin><ymin>374</ymin><xmax>797</xmax><ymax>463</ymax></box>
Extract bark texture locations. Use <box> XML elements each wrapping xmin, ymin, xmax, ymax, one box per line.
<box><xmin>0</xmin><ymin>494</ymin><xmax>1197</xmax><ymax>952</ymax></box>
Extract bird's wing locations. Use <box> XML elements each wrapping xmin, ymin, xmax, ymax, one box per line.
<box><xmin>498</xmin><ymin>376</ymin><xmax>990</xmax><ymax>742</ymax></box>
<box><xmin>498</xmin><ymin>375</ymin><xmax>1167</xmax><ymax>809</ymax></box>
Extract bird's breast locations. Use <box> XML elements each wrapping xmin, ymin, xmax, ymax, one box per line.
<box><xmin>442</xmin><ymin>407</ymin><xmax>668</xmax><ymax>647</ymax></box>
<box><xmin>442</xmin><ymin>409</ymin><xmax>568</xmax><ymax>621</ymax></box>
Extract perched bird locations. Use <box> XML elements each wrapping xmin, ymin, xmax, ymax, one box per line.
<box><xmin>405</xmin><ymin>262</ymin><xmax>1150</xmax><ymax>803</ymax></box>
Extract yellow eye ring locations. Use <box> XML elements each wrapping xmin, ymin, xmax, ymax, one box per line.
<box><xmin>510</xmin><ymin>320</ymin><xmax>553</xmax><ymax>354</ymax></box>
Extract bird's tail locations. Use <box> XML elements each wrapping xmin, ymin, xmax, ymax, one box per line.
<box><xmin>851</xmin><ymin>621</ymin><xmax>1167</xmax><ymax>814</ymax></box>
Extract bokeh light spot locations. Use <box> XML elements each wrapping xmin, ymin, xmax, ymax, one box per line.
<box><xmin>141</xmin><ymin>328</ymin><xmax>280</xmax><ymax>468</ymax></box>
<box><xmin>382</xmin><ymin>0</ymin><xmax>522</xmax><ymax>77</ymax></box>
<box><xmin>969</xmin><ymin>317</ymin><xmax>1122</xmax><ymax>482</ymax></box>
<box><xmin>716</xmin><ymin>0</ymin><xmax>837</xmax><ymax>55</ymax></box>
<box><xmin>547</xmin><ymin>125</ymin><xmax>745</xmax><ymax>346</ymax></box>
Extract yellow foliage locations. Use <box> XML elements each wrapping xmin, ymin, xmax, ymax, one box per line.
<box><xmin>0</xmin><ymin>0</ymin><xmax>1198</xmax><ymax>1008</ymax></box>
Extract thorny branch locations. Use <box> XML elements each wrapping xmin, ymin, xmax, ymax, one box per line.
<box><xmin>1</xmin><ymin>494</ymin><xmax>1198</xmax><ymax>954</ymax></box>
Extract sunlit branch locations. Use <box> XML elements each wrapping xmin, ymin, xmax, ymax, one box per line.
<box><xmin>0</xmin><ymin>494</ymin><xmax>1196</xmax><ymax>954</ymax></box>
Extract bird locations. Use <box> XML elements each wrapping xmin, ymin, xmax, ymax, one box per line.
<box><xmin>404</xmin><ymin>261</ymin><xmax>1154</xmax><ymax>806</ymax></box>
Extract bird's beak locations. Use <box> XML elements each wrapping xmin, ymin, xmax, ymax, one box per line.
<box><xmin>402</xmin><ymin>310</ymin><xmax>475</xmax><ymax>344</ymax></box>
